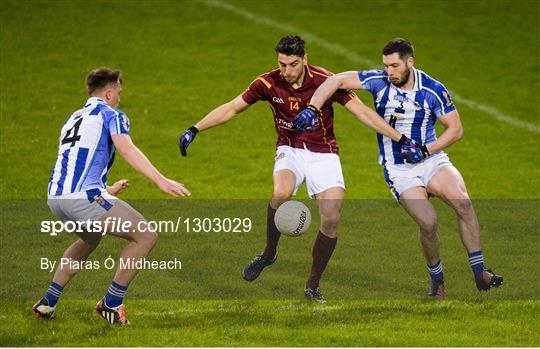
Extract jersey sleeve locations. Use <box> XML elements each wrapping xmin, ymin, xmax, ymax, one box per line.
<box><xmin>330</xmin><ymin>89</ymin><xmax>357</xmax><ymax>105</ymax></box>
<box><xmin>241</xmin><ymin>76</ymin><xmax>271</xmax><ymax>104</ymax></box>
<box><xmin>104</xmin><ymin>109</ymin><xmax>131</xmax><ymax>136</ymax></box>
<box><xmin>423</xmin><ymin>81</ymin><xmax>456</xmax><ymax>118</ymax></box>
<box><xmin>357</xmin><ymin>70</ymin><xmax>387</xmax><ymax>96</ymax></box>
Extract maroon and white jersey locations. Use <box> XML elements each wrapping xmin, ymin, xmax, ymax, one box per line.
<box><xmin>241</xmin><ymin>65</ymin><xmax>355</xmax><ymax>154</ymax></box>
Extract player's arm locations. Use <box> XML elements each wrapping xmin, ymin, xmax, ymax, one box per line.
<box><xmin>194</xmin><ymin>95</ymin><xmax>250</xmax><ymax>131</ymax></box>
<box><xmin>179</xmin><ymin>95</ymin><xmax>250</xmax><ymax>156</ymax></box>
<box><xmin>297</xmin><ymin>72</ymin><xmax>410</xmax><ymax>144</ymax></box>
<box><xmin>294</xmin><ymin>71</ymin><xmax>398</xmax><ymax>136</ymax></box>
<box><xmin>112</xmin><ymin>134</ymin><xmax>190</xmax><ymax>197</ymax></box>
<box><xmin>309</xmin><ymin>71</ymin><xmax>362</xmax><ymax>110</ymax></box>
<box><xmin>343</xmin><ymin>97</ymin><xmax>403</xmax><ymax>142</ymax></box>
<box><xmin>401</xmin><ymin>110</ymin><xmax>463</xmax><ymax>164</ymax></box>
<box><xmin>425</xmin><ymin>110</ymin><xmax>463</xmax><ymax>154</ymax></box>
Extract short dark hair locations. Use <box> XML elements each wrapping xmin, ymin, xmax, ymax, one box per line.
<box><xmin>382</xmin><ymin>38</ymin><xmax>414</xmax><ymax>59</ymax></box>
<box><xmin>86</xmin><ymin>67</ymin><xmax>121</xmax><ymax>96</ymax></box>
<box><xmin>275</xmin><ymin>35</ymin><xmax>305</xmax><ymax>57</ymax></box>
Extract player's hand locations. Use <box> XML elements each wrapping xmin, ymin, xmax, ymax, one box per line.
<box><xmin>179</xmin><ymin>126</ymin><xmax>199</xmax><ymax>156</ymax></box>
<box><xmin>107</xmin><ymin>179</ymin><xmax>129</xmax><ymax>196</ymax></box>
<box><xmin>399</xmin><ymin>135</ymin><xmax>430</xmax><ymax>164</ymax></box>
<box><xmin>158</xmin><ymin>178</ymin><xmax>191</xmax><ymax>197</ymax></box>
<box><xmin>293</xmin><ymin>105</ymin><xmax>318</xmax><ymax>133</ymax></box>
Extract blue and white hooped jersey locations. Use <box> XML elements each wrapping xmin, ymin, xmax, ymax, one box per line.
<box><xmin>48</xmin><ymin>97</ymin><xmax>130</xmax><ymax>196</ymax></box>
<box><xmin>358</xmin><ymin>68</ymin><xmax>456</xmax><ymax>165</ymax></box>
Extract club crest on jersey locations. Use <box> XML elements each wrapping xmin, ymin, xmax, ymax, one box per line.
<box><xmin>93</xmin><ymin>195</ymin><xmax>106</xmax><ymax>206</ymax></box>
<box><xmin>122</xmin><ymin>115</ymin><xmax>130</xmax><ymax>132</ymax></box>
<box><xmin>442</xmin><ymin>91</ymin><xmax>453</xmax><ymax>107</ymax></box>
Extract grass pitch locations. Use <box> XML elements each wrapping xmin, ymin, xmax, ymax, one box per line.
<box><xmin>3</xmin><ymin>300</ymin><xmax>539</xmax><ymax>347</ymax></box>
<box><xmin>1</xmin><ymin>0</ymin><xmax>539</xmax><ymax>346</ymax></box>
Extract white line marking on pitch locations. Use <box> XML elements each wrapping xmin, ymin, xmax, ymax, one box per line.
<box><xmin>205</xmin><ymin>0</ymin><xmax>540</xmax><ymax>134</ymax></box>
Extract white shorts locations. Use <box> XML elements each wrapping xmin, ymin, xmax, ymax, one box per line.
<box><xmin>383</xmin><ymin>152</ymin><xmax>454</xmax><ymax>201</ymax></box>
<box><xmin>273</xmin><ymin>145</ymin><xmax>345</xmax><ymax>198</ymax></box>
<box><xmin>47</xmin><ymin>188</ymin><xmax>119</xmax><ymax>222</ymax></box>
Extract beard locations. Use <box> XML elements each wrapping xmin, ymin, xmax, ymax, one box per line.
<box><xmin>284</xmin><ymin>76</ymin><xmax>297</xmax><ymax>84</ymax></box>
<box><xmin>284</xmin><ymin>73</ymin><xmax>301</xmax><ymax>85</ymax></box>
<box><xmin>391</xmin><ymin>68</ymin><xmax>411</xmax><ymax>87</ymax></box>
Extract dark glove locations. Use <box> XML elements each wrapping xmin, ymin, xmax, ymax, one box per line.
<box><xmin>399</xmin><ymin>134</ymin><xmax>430</xmax><ymax>164</ymax></box>
<box><xmin>179</xmin><ymin>126</ymin><xmax>199</xmax><ymax>156</ymax></box>
<box><xmin>293</xmin><ymin>105</ymin><xmax>318</xmax><ymax>133</ymax></box>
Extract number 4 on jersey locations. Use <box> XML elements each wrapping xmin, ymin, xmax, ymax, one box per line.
<box><xmin>61</xmin><ymin>118</ymin><xmax>82</xmax><ymax>147</ymax></box>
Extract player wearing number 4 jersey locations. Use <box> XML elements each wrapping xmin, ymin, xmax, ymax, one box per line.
<box><xmin>302</xmin><ymin>38</ymin><xmax>503</xmax><ymax>299</ymax></box>
<box><xmin>178</xmin><ymin>36</ymin><xmax>413</xmax><ymax>302</ymax></box>
<box><xmin>34</xmin><ymin>68</ymin><xmax>190</xmax><ymax>325</ymax></box>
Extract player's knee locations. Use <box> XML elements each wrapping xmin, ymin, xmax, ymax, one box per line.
<box><xmin>134</xmin><ymin>224</ymin><xmax>158</xmax><ymax>247</ymax></box>
<box><xmin>418</xmin><ymin>215</ymin><xmax>437</xmax><ymax>235</ymax></box>
<box><xmin>85</xmin><ymin>239</ymin><xmax>101</xmax><ymax>252</ymax></box>
<box><xmin>272</xmin><ymin>187</ymin><xmax>293</xmax><ymax>202</ymax></box>
<box><xmin>82</xmin><ymin>235</ymin><xmax>102</xmax><ymax>250</ymax></box>
<box><xmin>321</xmin><ymin>211</ymin><xmax>340</xmax><ymax>232</ymax></box>
<box><xmin>452</xmin><ymin>197</ymin><xmax>473</xmax><ymax>216</ymax></box>
<box><xmin>143</xmin><ymin>230</ymin><xmax>158</xmax><ymax>248</ymax></box>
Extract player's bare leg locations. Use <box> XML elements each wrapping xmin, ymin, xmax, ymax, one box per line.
<box><xmin>52</xmin><ymin>233</ymin><xmax>102</xmax><ymax>286</ymax></box>
<box><xmin>243</xmin><ymin>169</ymin><xmax>296</xmax><ymax>282</ymax></box>
<box><xmin>315</xmin><ymin>186</ymin><xmax>344</xmax><ymax>238</ymax></box>
<box><xmin>400</xmin><ymin>187</ymin><xmax>440</xmax><ymax>265</ymax></box>
<box><xmin>101</xmin><ymin>202</ymin><xmax>157</xmax><ymax>286</ymax></box>
<box><xmin>33</xmin><ymin>230</ymin><xmax>102</xmax><ymax>319</ymax></box>
<box><xmin>270</xmin><ymin>169</ymin><xmax>296</xmax><ymax>210</ymax></box>
<box><xmin>305</xmin><ymin>186</ymin><xmax>344</xmax><ymax>302</ymax></box>
<box><xmin>400</xmin><ymin>186</ymin><xmax>444</xmax><ymax>299</ymax></box>
<box><xmin>427</xmin><ymin>166</ymin><xmax>480</xmax><ymax>252</ymax></box>
<box><xmin>427</xmin><ymin>166</ymin><xmax>503</xmax><ymax>291</ymax></box>
<box><xmin>95</xmin><ymin>201</ymin><xmax>157</xmax><ymax>325</ymax></box>
<box><xmin>266</xmin><ymin>169</ymin><xmax>296</xmax><ymax>257</ymax></box>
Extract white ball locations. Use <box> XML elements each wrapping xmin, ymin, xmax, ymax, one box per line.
<box><xmin>274</xmin><ymin>200</ymin><xmax>312</xmax><ymax>237</ymax></box>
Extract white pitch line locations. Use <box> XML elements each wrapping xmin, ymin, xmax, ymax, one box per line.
<box><xmin>451</xmin><ymin>92</ymin><xmax>540</xmax><ymax>133</ymax></box>
<box><xmin>205</xmin><ymin>0</ymin><xmax>540</xmax><ymax>134</ymax></box>
<box><xmin>204</xmin><ymin>0</ymin><xmax>374</xmax><ymax>67</ymax></box>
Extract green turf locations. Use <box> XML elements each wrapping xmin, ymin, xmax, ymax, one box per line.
<box><xmin>3</xmin><ymin>300</ymin><xmax>539</xmax><ymax>347</ymax></box>
<box><xmin>1</xmin><ymin>0</ymin><xmax>538</xmax><ymax>199</ymax></box>
<box><xmin>1</xmin><ymin>0</ymin><xmax>539</xmax><ymax>347</ymax></box>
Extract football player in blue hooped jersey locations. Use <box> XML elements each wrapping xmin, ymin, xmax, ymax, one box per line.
<box><xmin>33</xmin><ymin>67</ymin><xmax>190</xmax><ymax>325</ymax></box>
<box><xmin>297</xmin><ymin>38</ymin><xmax>503</xmax><ymax>299</ymax></box>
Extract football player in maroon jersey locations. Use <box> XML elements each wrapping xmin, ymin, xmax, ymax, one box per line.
<box><xmin>179</xmin><ymin>35</ymin><xmax>409</xmax><ymax>302</ymax></box>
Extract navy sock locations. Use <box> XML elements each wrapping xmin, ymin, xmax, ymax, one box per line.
<box><xmin>468</xmin><ymin>250</ymin><xmax>485</xmax><ymax>275</ymax></box>
<box><xmin>104</xmin><ymin>281</ymin><xmax>128</xmax><ymax>308</ymax></box>
<box><xmin>43</xmin><ymin>281</ymin><xmax>64</xmax><ymax>307</ymax></box>
<box><xmin>427</xmin><ymin>260</ymin><xmax>444</xmax><ymax>282</ymax></box>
